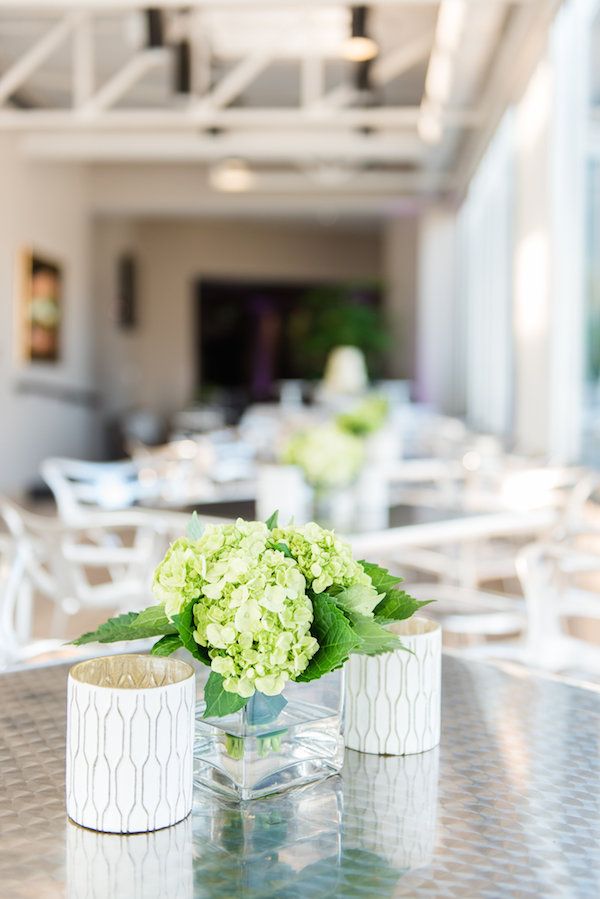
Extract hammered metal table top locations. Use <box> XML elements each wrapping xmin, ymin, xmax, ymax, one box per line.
<box><xmin>0</xmin><ymin>654</ymin><xmax>599</xmax><ymax>898</ymax></box>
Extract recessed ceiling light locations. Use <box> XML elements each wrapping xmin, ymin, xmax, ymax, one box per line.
<box><xmin>209</xmin><ymin>159</ymin><xmax>257</xmax><ymax>192</ymax></box>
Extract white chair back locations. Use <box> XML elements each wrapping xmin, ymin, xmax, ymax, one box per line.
<box><xmin>516</xmin><ymin>538</ymin><xmax>600</xmax><ymax>675</ymax></box>
<box><xmin>42</xmin><ymin>457</ymin><xmax>159</xmax><ymax>524</ymax></box>
<box><xmin>0</xmin><ymin>499</ymin><xmax>162</xmax><ymax>639</ymax></box>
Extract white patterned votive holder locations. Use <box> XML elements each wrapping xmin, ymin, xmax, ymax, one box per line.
<box><xmin>66</xmin><ymin>654</ymin><xmax>196</xmax><ymax>833</ymax></box>
<box><xmin>345</xmin><ymin>617</ymin><xmax>441</xmax><ymax>755</ymax></box>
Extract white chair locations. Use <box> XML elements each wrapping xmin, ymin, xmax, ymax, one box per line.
<box><xmin>517</xmin><ymin>539</ymin><xmax>600</xmax><ymax>675</ymax></box>
<box><xmin>458</xmin><ymin>537</ymin><xmax>600</xmax><ymax>679</ymax></box>
<box><xmin>0</xmin><ymin>535</ymin><xmax>64</xmax><ymax>667</ymax></box>
<box><xmin>42</xmin><ymin>457</ymin><xmax>162</xmax><ymax>524</ymax></box>
<box><xmin>402</xmin><ymin>582</ymin><xmax>526</xmax><ymax>642</ymax></box>
<box><xmin>352</xmin><ymin>504</ymin><xmax>558</xmax><ymax>593</ymax></box>
<box><xmin>0</xmin><ymin>499</ymin><xmax>179</xmax><ymax>638</ymax></box>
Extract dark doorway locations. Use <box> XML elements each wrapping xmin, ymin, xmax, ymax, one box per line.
<box><xmin>196</xmin><ymin>277</ymin><xmax>384</xmax><ymax>406</ymax></box>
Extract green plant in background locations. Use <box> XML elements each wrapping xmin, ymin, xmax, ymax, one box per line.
<box><xmin>337</xmin><ymin>394</ymin><xmax>390</xmax><ymax>437</ymax></box>
<box><xmin>289</xmin><ymin>283</ymin><xmax>389</xmax><ymax>379</ymax></box>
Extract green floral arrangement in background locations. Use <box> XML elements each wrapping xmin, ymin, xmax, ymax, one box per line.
<box><xmin>281</xmin><ymin>423</ymin><xmax>365</xmax><ymax>490</ymax></box>
<box><xmin>337</xmin><ymin>395</ymin><xmax>390</xmax><ymax>438</ymax></box>
<box><xmin>75</xmin><ymin>513</ymin><xmax>430</xmax><ymax>718</ymax></box>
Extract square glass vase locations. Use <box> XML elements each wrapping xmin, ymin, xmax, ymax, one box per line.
<box><xmin>194</xmin><ymin>670</ymin><xmax>345</xmax><ymax>800</ymax></box>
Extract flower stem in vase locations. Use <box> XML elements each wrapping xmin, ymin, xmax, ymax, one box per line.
<box><xmin>224</xmin><ymin>692</ymin><xmax>288</xmax><ymax>761</ymax></box>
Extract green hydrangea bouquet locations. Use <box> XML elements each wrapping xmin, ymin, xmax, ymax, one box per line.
<box><xmin>75</xmin><ymin>512</ymin><xmax>430</xmax><ymax>719</ymax></box>
<box><xmin>282</xmin><ymin>424</ymin><xmax>365</xmax><ymax>490</ymax></box>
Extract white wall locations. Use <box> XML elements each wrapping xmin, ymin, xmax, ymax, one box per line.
<box><xmin>0</xmin><ymin>135</ymin><xmax>95</xmax><ymax>493</ymax></box>
<box><xmin>416</xmin><ymin>206</ymin><xmax>460</xmax><ymax>412</ymax></box>
<box><xmin>93</xmin><ymin>216</ymin><xmax>383</xmax><ymax>419</ymax></box>
<box><xmin>383</xmin><ymin>216</ymin><xmax>418</xmax><ymax>380</ymax></box>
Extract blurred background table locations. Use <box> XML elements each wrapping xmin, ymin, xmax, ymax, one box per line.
<box><xmin>0</xmin><ymin>653</ymin><xmax>598</xmax><ymax>898</ymax></box>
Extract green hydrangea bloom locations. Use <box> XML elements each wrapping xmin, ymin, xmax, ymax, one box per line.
<box><xmin>282</xmin><ymin>423</ymin><xmax>364</xmax><ymax>489</ymax></box>
<box><xmin>272</xmin><ymin>522</ymin><xmax>380</xmax><ymax>614</ymax></box>
<box><xmin>153</xmin><ymin>520</ymin><xmax>318</xmax><ymax>697</ymax></box>
<box><xmin>152</xmin><ymin>537</ymin><xmax>205</xmax><ymax>620</ymax></box>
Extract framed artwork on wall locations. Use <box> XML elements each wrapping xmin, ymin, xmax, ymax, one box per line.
<box><xmin>18</xmin><ymin>247</ymin><xmax>63</xmax><ymax>363</ymax></box>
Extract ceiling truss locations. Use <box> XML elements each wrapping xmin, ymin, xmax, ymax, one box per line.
<box><xmin>0</xmin><ymin>1</ymin><xmax>545</xmax><ymax>198</ymax></box>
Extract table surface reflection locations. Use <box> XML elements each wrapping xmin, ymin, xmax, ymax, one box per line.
<box><xmin>0</xmin><ymin>654</ymin><xmax>598</xmax><ymax>898</ymax></box>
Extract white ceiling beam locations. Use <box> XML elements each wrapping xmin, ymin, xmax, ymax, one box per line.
<box><xmin>71</xmin><ymin>13</ymin><xmax>94</xmax><ymax>107</ymax></box>
<box><xmin>195</xmin><ymin>51</ymin><xmax>272</xmax><ymax>110</ymax></box>
<box><xmin>0</xmin><ymin>11</ymin><xmax>82</xmax><ymax>105</ymax></box>
<box><xmin>0</xmin><ymin>1</ymin><xmax>543</xmax><ymax>9</ymax></box>
<box><xmin>19</xmin><ymin>130</ymin><xmax>427</xmax><ymax>163</ymax></box>
<box><xmin>79</xmin><ymin>48</ymin><xmax>167</xmax><ymax>115</ymax></box>
<box><xmin>301</xmin><ymin>56</ymin><xmax>324</xmax><ymax>108</ymax></box>
<box><xmin>372</xmin><ymin>33</ymin><xmax>432</xmax><ymax>85</ymax></box>
<box><xmin>0</xmin><ymin>106</ymin><xmax>480</xmax><ymax>130</ymax></box>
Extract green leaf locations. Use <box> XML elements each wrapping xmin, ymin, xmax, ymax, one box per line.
<box><xmin>360</xmin><ymin>560</ymin><xmax>434</xmax><ymax>625</ymax></box>
<box><xmin>245</xmin><ymin>692</ymin><xmax>287</xmax><ymax>725</ymax></box>
<box><xmin>359</xmin><ymin>560</ymin><xmax>404</xmax><ymax>593</ymax></box>
<box><xmin>187</xmin><ymin>511</ymin><xmax>204</xmax><ymax>540</ymax></box>
<box><xmin>203</xmin><ymin>671</ymin><xmax>249</xmax><ymax>718</ymax></box>
<box><xmin>296</xmin><ymin>593</ymin><xmax>359</xmax><ymax>682</ymax></box>
<box><xmin>151</xmin><ymin>634</ymin><xmax>183</xmax><ymax>656</ymax></box>
<box><xmin>134</xmin><ymin>604</ymin><xmax>177</xmax><ymax>633</ymax></box>
<box><xmin>172</xmin><ymin>598</ymin><xmax>211</xmax><ymax>666</ymax></box>
<box><xmin>373</xmin><ymin>590</ymin><xmax>434</xmax><ymax>625</ymax></box>
<box><xmin>340</xmin><ymin>608</ymin><xmax>404</xmax><ymax>656</ymax></box>
<box><xmin>73</xmin><ymin>605</ymin><xmax>177</xmax><ymax>646</ymax></box>
<box><xmin>271</xmin><ymin>540</ymin><xmax>293</xmax><ymax>558</ymax></box>
<box><xmin>265</xmin><ymin>510</ymin><xmax>279</xmax><ymax>530</ymax></box>
<box><xmin>333</xmin><ymin>582</ymin><xmax>383</xmax><ymax>617</ymax></box>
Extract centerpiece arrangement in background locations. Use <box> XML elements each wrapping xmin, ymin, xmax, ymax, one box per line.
<box><xmin>280</xmin><ymin>392</ymin><xmax>391</xmax><ymax>528</ymax></box>
<box><xmin>282</xmin><ymin>422</ymin><xmax>365</xmax><ymax>526</ymax></box>
<box><xmin>75</xmin><ymin>512</ymin><xmax>429</xmax><ymax>800</ymax></box>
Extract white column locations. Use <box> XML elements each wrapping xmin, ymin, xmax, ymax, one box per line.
<box><xmin>416</xmin><ymin>206</ymin><xmax>460</xmax><ymax>413</ymax></box>
<box><xmin>512</xmin><ymin>60</ymin><xmax>554</xmax><ymax>455</ymax></box>
<box><xmin>383</xmin><ymin>215</ymin><xmax>418</xmax><ymax>380</ymax></box>
<box><xmin>547</xmin><ymin>0</ymin><xmax>590</xmax><ymax>462</ymax></box>
<box><xmin>512</xmin><ymin>0</ymin><xmax>591</xmax><ymax>460</ymax></box>
<box><xmin>460</xmin><ymin>112</ymin><xmax>515</xmax><ymax>439</ymax></box>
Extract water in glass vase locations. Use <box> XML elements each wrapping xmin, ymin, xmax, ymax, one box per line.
<box><xmin>194</xmin><ymin>670</ymin><xmax>345</xmax><ymax>800</ymax></box>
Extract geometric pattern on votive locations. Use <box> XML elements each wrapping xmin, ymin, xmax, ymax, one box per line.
<box><xmin>0</xmin><ymin>654</ymin><xmax>599</xmax><ymax>897</ymax></box>
<box><xmin>345</xmin><ymin>627</ymin><xmax>442</xmax><ymax>755</ymax></box>
<box><xmin>66</xmin><ymin>675</ymin><xmax>195</xmax><ymax>834</ymax></box>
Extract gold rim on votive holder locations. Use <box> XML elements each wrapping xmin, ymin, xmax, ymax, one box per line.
<box><xmin>388</xmin><ymin>616</ymin><xmax>441</xmax><ymax>638</ymax></box>
<box><xmin>69</xmin><ymin>654</ymin><xmax>195</xmax><ymax>690</ymax></box>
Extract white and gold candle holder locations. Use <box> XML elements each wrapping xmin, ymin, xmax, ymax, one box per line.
<box><xmin>345</xmin><ymin>617</ymin><xmax>441</xmax><ymax>756</ymax></box>
<box><xmin>66</xmin><ymin>654</ymin><xmax>195</xmax><ymax>833</ymax></box>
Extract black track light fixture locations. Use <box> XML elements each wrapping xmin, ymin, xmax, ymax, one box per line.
<box><xmin>343</xmin><ymin>6</ymin><xmax>378</xmax><ymax>62</ymax></box>
<box><xmin>174</xmin><ymin>38</ymin><xmax>192</xmax><ymax>94</ymax></box>
<box><xmin>145</xmin><ymin>8</ymin><xmax>164</xmax><ymax>49</ymax></box>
